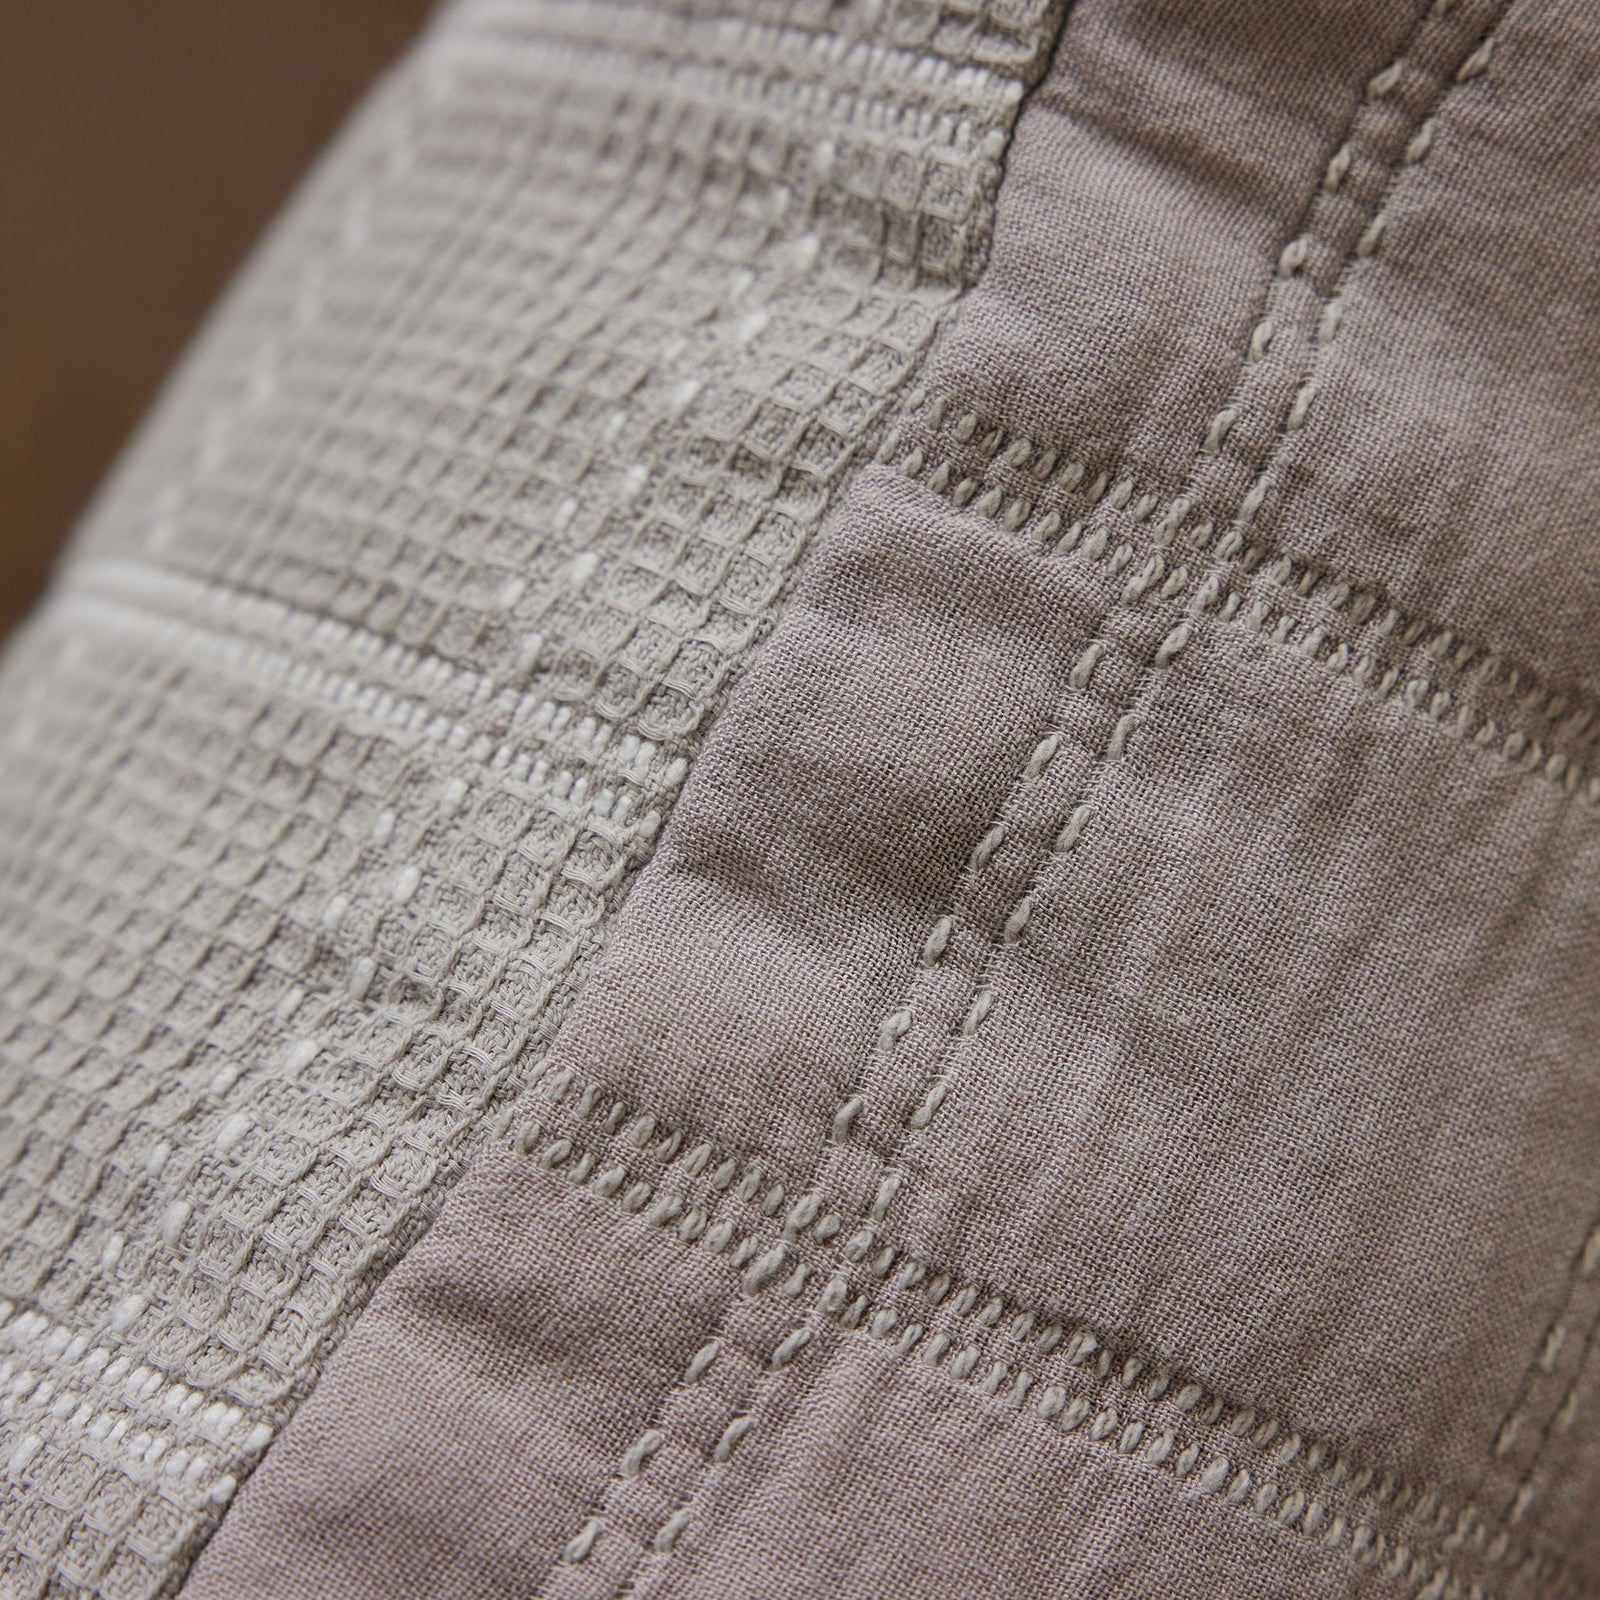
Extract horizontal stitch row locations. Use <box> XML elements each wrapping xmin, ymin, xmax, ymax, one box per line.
<box><xmin>511</xmin><ymin>1070</ymin><xmax>1554</xmax><ymax>1594</ymax></box>
<box><xmin>453</xmin><ymin>0</ymin><xmax>1038</xmax><ymax>117</ymax></box>
<box><xmin>0</xmin><ymin>1302</ymin><xmax>260</xmax><ymax>1511</ymax></box>
<box><xmin>438</xmin><ymin>14</ymin><xmax>1027</xmax><ymax>166</ymax></box>
<box><xmin>54</xmin><ymin>592</ymin><xmax>685</xmax><ymax>842</ymax></box>
<box><xmin>515</xmin><ymin>1099</ymin><xmax>1573</xmax><ymax>1600</ymax></box>
<box><xmin>895</xmin><ymin>434</ymin><xmax>1600</xmax><ymax>806</ymax></box>
<box><xmin>70</xmin><ymin>562</ymin><xmax>684</xmax><ymax>795</ymax></box>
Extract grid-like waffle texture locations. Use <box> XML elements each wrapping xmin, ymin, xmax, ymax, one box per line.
<box><xmin>0</xmin><ymin>0</ymin><xmax>1063</xmax><ymax>1592</ymax></box>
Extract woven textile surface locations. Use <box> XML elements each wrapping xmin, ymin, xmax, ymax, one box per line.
<box><xmin>0</xmin><ymin>0</ymin><xmax>1062</xmax><ymax>1593</ymax></box>
<box><xmin>183</xmin><ymin>0</ymin><xmax>1600</xmax><ymax>1597</ymax></box>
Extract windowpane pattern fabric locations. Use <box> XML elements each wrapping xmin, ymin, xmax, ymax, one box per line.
<box><xmin>0</xmin><ymin>0</ymin><xmax>1058</xmax><ymax>1594</ymax></box>
<box><xmin>2</xmin><ymin>0</ymin><xmax>1599</xmax><ymax>1598</ymax></box>
<box><xmin>181</xmin><ymin>1</ymin><xmax>1600</xmax><ymax>1598</ymax></box>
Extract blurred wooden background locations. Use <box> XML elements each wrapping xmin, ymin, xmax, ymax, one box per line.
<box><xmin>0</xmin><ymin>0</ymin><xmax>435</xmax><ymax>637</ymax></box>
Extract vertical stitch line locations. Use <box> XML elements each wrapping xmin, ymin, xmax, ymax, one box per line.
<box><xmin>525</xmin><ymin>40</ymin><xmax>1065</xmax><ymax>1598</ymax></box>
<box><xmin>1477</xmin><ymin>1212</ymin><xmax>1600</xmax><ymax>1530</ymax></box>
<box><xmin>535</xmin><ymin>8</ymin><xmax>1520</xmax><ymax>1596</ymax></box>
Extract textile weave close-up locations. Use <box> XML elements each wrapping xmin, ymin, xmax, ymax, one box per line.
<box><xmin>0</xmin><ymin>0</ymin><xmax>1596</xmax><ymax>1596</ymax></box>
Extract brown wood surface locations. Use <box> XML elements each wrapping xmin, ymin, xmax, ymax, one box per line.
<box><xmin>0</xmin><ymin>0</ymin><xmax>435</xmax><ymax>637</ymax></box>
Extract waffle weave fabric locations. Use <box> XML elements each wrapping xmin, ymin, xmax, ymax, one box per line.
<box><xmin>0</xmin><ymin>0</ymin><xmax>1060</xmax><ymax>1593</ymax></box>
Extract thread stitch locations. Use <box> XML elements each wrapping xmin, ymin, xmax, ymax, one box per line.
<box><xmin>508</xmin><ymin>1085</ymin><xmax>1577</xmax><ymax>1599</ymax></box>
<box><xmin>518</xmin><ymin>7</ymin><xmax>1574</xmax><ymax>1594</ymax></box>
<box><xmin>1478</xmin><ymin>1215</ymin><xmax>1600</xmax><ymax>1537</ymax></box>
<box><xmin>888</xmin><ymin>10</ymin><xmax>1591</xmax><ymax>798</ymax></box>
<box><xmin>902</xmin><ymin>420</ymin><xmax>1600</xmax><ymax>803</ymax></box>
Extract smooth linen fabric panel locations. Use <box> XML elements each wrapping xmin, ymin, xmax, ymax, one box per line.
<box><xmin>186</xmin><ymin>1</ymin><xmax>1600</xmax><ymax>1598</ymax></box>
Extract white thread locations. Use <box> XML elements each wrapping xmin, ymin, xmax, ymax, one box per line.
<box><xmin>215</xmin><ymin>1114</ymin><xmax>252</xmax><ymax>1154</ymax></box>
<box><xmin>742</xmin><ymin>1244</ymin><xmax>787</xmax><ymax>1294</ymax></box>
<box><xmin>1121</xmin><ymin>555</ymin><xmax>1161</xmax><ymax>603</ymax></box>
<box><xmin>1055</xmin><ymin>803</ymin><xmax>1092</xmax><ymax>852</ymax></box>
<box><xmin>970</xmin><ymin>823</ymin><xmax>1007</xmax><ymax>870</ymax></box>
<box><xmin>1068</xmin><ymin>640</ymin><xmax>1104</xmax><ymax>690</ymax></box>
<box><xmin>1058</xmin><ymin>1396</ymin><xmax>1090</xmax><ymax>1431</ymax></box>
<box><xmin>391</xmin><ymin>865</ymin><xmax>421</xmax><ymax>904</ymax></box>
<box><xmin>1203</xmin><ymin>408</ymin><xmax>1238</xmax><ymax>454</ymax></box>
<box><xmin>960</xmin><ymin>988</ymin><xmax>993</xmax><ymax>1036</ymax></box>
<box><xmin>1285</xmin><ymin>383</ymin><xmax>1316</xmax><ymax>430</ymax></box>
<box><xmin>1278</xmin><ymin>236</ymin><xmax>1310</xmax><ymax>275</ymax></box>
<box><xmin>842</xmin><ymin>1230</ymin><xmax>874</xmax><ymax>1263</ymax></box>
<box><xmin>4</xmin><ymin>1434</ymin><xmax>42</xmax><ymax>1479</ymax></box>
<box><xmin>1154</xmin><ymin>497</ymin><xmax>1192</xmax><ymax>545</ymax></box>
<box><xmin>160</xmin><ymin>1203</ymin><xmax>191</xmax><ymax>1248</ymax></box>
<box><xmin>876</xmin><ymin>1008</ymin><xmax>913</xmax><ymax>1051</ymax></box>
<box><xmin>1025</xmin><ymin>733</ymin><xmax>1060</xmax><ymax>777</ymax></box>
<box><xmin>1104</xmin><ymin>713</ymin><xmax>1137</xmax><ymax>761</ymax></box>
<box><xmin>1367</xmin><ymin>60</ymin><xmax>1403</xmax><ymax>98</ymax></box>
<box><xmin>668</xmin><ymin>378</ymin><xmax>702</xmax><ymax>420</ymax></box>
<box><xmin>831</xmin><ymin>1097</ymin><xmax>863</xmax><ymax>1142</ymax></box>
<box><xmin>1455</xmin><ymin>36</ymin><xmax>1493</xmax><ymax>80</ymax></box>
<box><xmin>1405</xmin><ymin>118</ymin><xmax>1436</xmax><ymax>163</ymax></box>
<box><xmin>869</xmin><ymin>1173</ymin><xmax>901</xmax><ymax>1221</ymax></box>
<box><xmin>819</xmin><ymin>1275</ymin><xmax>851</xmax><ymax>1315</ymax></box>
<box><xmin>734</xmin><ymin>308</ymin><xmax>769</xmax><ymax>343</ymax></box>
<box><xmin>653</xmin><ymin>1507</ymin><xmax>692</xmax><ymax>1552</ymax></box>
<box><xmin>712</xmin><ymin>1415</ymin><xmax>754</xmax><ymax>1462</ymax></box>
<box><xmin>618</xmin><ymin>1430</ymin><xmax>665</xmax><ymax>1478</ymax></box>
<box><xmin>284</xmin><ymin>1037</ymin><xmax>321</xmax><ymax>1075</ymax></box>
<box><xmin>1538</xmin><ymin>1325</ymin><xmax>1568</xmax><ymax>1373</ymax></box>
<box><xmin>1554</xmin><ymin>1389</ymin><xmax>1581</xmax><ymax>1432</ymax></box>
<box><xmin>907</xmin><ymin>1081</ymin><xmax>947</xmax><ymax>1129</ymax></box>
<box><xmin>1580</xmin><ymin>1225</ymin><xmax>1600</xmax><ymax>1277</ymax></box>
<box><xmin>1355</xmin><ymin>215</ymin><xmax>1385</xmax><ymax>259</ymax></box>
<box><xmin>564</xmin><ymin>1518</ymin><xmax>603</xmax><ymax>1562</ymax></box>
<box><xmin>1322</xmin><ymin>145</ymin><xmax>1352</xmax><ymax>192</ymax></box>
<box><xmin>110</xmin><ymin>1295</ymin><xmax>147</xmax><ymax>1334</ymax></box>
<box><xmin>1154</xmin><ymin>622</ymin><xmax>1192</xmax><ymax>666</ymax></box>
<box><xmin>1001</xmin><ymin>896</ymin><xmax>1032</xmax><ymax>944</ymax></box>
<box><xmin>769</xmin><ymin>1326</ymin><xmax>812</xmax><ymax>1370</ymax></box>
<box><xmin>921</xmin><ymin>915</ymin><xmax>953</xmax><ymax>965</ymax></box>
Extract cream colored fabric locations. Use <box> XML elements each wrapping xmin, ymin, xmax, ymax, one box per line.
<box><xmin>0</xmin><ymin>0</ymin><xmax>1059</xmax><ymax>1592</ymax></box>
